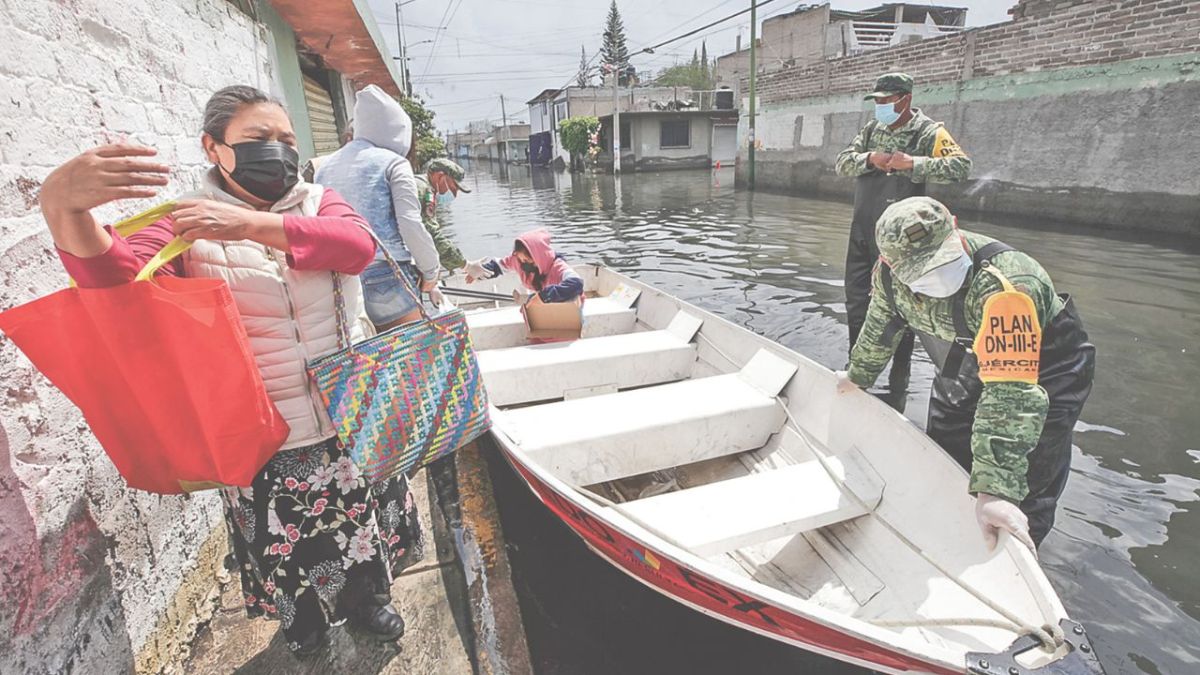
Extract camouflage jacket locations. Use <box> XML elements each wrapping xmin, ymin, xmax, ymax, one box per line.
<box><xmin>834</xmin><ymin>109</ymin><xmax>971</xmax><ymax>184</ymax></box>
<box><xmin>414</xmin><ymin>174</ymin><xmax>466</xmax><ymax>271</ymax></box>
<box><xmin>848</xmin><ymin>231</ymin><xmax>1066</xmax><ymax>502</ymax></box>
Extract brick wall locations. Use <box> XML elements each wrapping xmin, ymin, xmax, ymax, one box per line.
<box><xmin>752</xmin><ymin>0</ymin><xmax>1200</xmax><ymax>103</ymax></box>
<box><xmin>0</xmin><ymin>1</ymin><xmax>277</xmax><ymax>673</ymax></box>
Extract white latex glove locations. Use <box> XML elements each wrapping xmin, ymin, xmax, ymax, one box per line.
<box><xmin>427</xmin><ymin>285</ymin><xmax>444</xmax><ymax>307</ymax></box>
<box><xmin>975</xmin><ymin>493</ymin><xmax>1036</xmax><ymax>554</ymax></box>
<box><xmin>464</xmin><ymin>259</ymin><xmax>488</xmax><ymax>283</ymax></box>
<box><xmin>834</xmin><ymin>370</ymin><xmax>859</xmax><ymax>395</ymax></box>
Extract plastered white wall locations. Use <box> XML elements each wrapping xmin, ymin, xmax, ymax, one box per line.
<box><xmin>0</xmin><ymin>1</ymin><xmax>278</xmax><ymax>672</ymax></box>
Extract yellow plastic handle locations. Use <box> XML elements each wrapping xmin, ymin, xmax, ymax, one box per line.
<box><xmin>114</xmin><ymin>201</ymin><xmax>178</xmax><ymax>237</ymax></box>
<box><xmin>67</xmin><ymin>202</ymin><xmax>190</xmax><ymax>286</ymax></box>
<box><xmin>134</xmin><ymin>235</ymin><xmax>191</xmax><ymax>282</ymax></box>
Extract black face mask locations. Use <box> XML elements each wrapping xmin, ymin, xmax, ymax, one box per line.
<box><xmin>519</xmin><ymin>261</ymin><xmax>539</xmax><ymax>275</ymax></box>
<box><xmin>220</xmin><ymin>140</ymin><xmax>299</xmax><ymax>203</ymax></box>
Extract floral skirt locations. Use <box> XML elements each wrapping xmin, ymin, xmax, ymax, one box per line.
<box><xmin>220</xmin><ymin>437</ymin><xmax>421</xmax><ymax>650</ymax></box>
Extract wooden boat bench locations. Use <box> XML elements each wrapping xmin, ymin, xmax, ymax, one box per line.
<box><xmin>614</xmin><ymin>453</ymin><xmax>884</xmax><ymax>557</ymax></box>
<box><xmin>477</xmin><ymin>312</ymin><xmax>704</xmax><ymax>406</ymax></box>
<box><xmin>496</xmin><ymin>349</ymin><xmax>798</xmax><ymax>487</ymax></box>
<box><xmin>466</xmin><ymin>296</ymin><xmax>638</xmax><ymax>351</ymax></box>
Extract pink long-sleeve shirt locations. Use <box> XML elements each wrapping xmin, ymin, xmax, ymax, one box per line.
<box><xmin>58</xmin><ymin>188</ymin><xmax>376</xmax><ymax>287</ymax></box>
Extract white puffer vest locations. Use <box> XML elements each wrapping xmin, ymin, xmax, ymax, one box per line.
<box><xmin>182</xmin><ymin>170</ymin><xmax>373</xmax><ymax>449</ymax></box>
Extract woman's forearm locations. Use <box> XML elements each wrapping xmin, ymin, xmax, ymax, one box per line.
<box><xmin>43</xmin><ymin>205</ymin><xmax>114</xmax><ymax>258</ymax></box>
<box><xmin>240</xmin><ymin>211</ymin><xmax>291</xmax><ymax>253</ymax></box>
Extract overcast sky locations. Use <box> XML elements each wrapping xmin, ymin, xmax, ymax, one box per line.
<box><xmin>366</xmin><ymin>0</ymin><xmax>1018</xmax><ymax>133</ymax></box>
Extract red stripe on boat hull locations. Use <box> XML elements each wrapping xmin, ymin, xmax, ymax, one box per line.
<box><xmin>502</xmin><ymin>449</ymin><xmax>962</xmax><ymax>675</ymax></box>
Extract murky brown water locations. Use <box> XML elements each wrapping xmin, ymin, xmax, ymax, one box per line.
<box><xmin>443</xmin><ymin>162</ymin><xmax>1200</xmax><ymax>675</ymax></box>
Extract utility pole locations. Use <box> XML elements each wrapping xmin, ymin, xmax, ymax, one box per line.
<box><xmin>612</xmin><ymin>64</ymin><xmax>622</xmax><ymax>175</ymax></box>
<box><xmin>499</xmin><ymin>94</ymin><xmax>509</xmax><ymax>163</ymax></box>
<box><xmin>395</xmin><ymin>1</ymin><xmax>411</xmax><ymax>96</ymax></box>
<box><xmin>748</xmin><ymin>0</ymin><xmax>757</xmax><ymax>189</ymax></box>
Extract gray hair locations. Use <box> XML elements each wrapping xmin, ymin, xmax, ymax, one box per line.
<box><xmin>201</xmin><ymin>85</ymin><xmax>285</xmax><ymax>142</ymax></box>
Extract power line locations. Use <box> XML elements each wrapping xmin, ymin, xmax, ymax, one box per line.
<box><xmin>657</xmin><ymin>0</ymin><xmax>797</xmax><ymax>56</ymax></box>
<box><xmin>640</xmin><ymin>0</ymin><xmax>742</xmax><ymax>46</ymax></box>
<box><xmin>636</xmin><ymin>0</ymin><xmax>778</xmax><ymax>55</ymax></box>
<box><xmin>418</xmin><ymin>72</ymin><xmax>579</xmax><ymax>84</ymax></box>
<box><xmin>420</xmin><ymin>68</ymin><xmax>584</xmax><ymax>77</ymax></box>
<box><xmin>424</xmin><ymin>94</ymin><xmax>501</xmax><ymax>106</ymax></box>
<box><xmin>419</xmin><ymin>0</ymin><xmax>464</xmax><ymax>82</ymax></box>
<box><xmin>406</xmin><ymin>50</ymin><xmax>579</xmax><ymax>58</ymax></box>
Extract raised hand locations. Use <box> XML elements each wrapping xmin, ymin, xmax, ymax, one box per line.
<box><xmin>41</xmin><ymin>143</ymin><xmax>170</xmax><ymax>215</ymax></box>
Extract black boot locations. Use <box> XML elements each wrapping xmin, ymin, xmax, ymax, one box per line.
<box><xmin>339</xmin><ymin>574</ymin><xmax>406</xmax><ymax>641</ymax></box>
<box><xmin>353</xmin><ymin>601</ymin><xmax>406</xmax><ymax>641</ymax></box>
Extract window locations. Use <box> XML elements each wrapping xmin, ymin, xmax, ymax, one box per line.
<box><xmin>660</xmin><ymin>119</ymin><xmax>690</xmax><ymax>148</ymax></box>
<box><xmin>620</xmin><ymin>120</ymin><xmax>631</xmax><ymax>150</ymax></box>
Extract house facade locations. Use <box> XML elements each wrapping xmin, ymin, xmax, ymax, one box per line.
<box><xmin>595</xmin><ymin>90</ymin><xmax>738</xmax><ymax>172</ymax></box>
<box><xmin>473</xmin><ymin>123</ymin><xmax>531</xmax><ymax>163</ymax></box>
<box><xmin>527</xmin><ymin>88</ymin><xmax>560</xmax><ymax>166</ymax></box>
<box><xmin>527</xmin><ymin>85</ymin><xmax>726</xmax><ymax>169</ymax></box>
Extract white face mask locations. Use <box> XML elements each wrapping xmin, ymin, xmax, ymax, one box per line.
<box><xmin>906</xmin><ymin>252</ymin><xmax>971</xmax><ymax>298</ymax></box>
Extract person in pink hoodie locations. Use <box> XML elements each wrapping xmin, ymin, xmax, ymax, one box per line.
<box><xmin>464</xmin><ymin>229</ymin><xmax>583</xmax><ymax>306</ymax></box>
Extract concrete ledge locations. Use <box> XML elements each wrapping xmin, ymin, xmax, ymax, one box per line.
<box><xmin>135</xmin><ymin>524</ymin><xmax>227</xmax><ymax>674</ymax></box>
<box><xmin>454</xmin><ymin>439</ymin><xmax>533</xmax><ymax>675</ymax></box>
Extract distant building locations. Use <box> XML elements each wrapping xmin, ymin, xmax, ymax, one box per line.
<box><xmin>714</xmin><ymin>3</ymin><xmax>967</xmax><ymax>87</ymax></box>
<box><xmin>526</xmin><ymin>88</ymin><xmax>561</xmax><ymax>167</ymax></box>
<box><xmin>526</xmin><ymin>85</ymin><xmax>732</xmax><ymax>169</ymax></box>
<box><xmin>595</xmin><ymin>89</ymin><xmax>738</xmax><ymax>172</ymax></box>
<box><xmin>475</xmin><ymin>123</ymin><xmax>531</xmax><ymax>163</ymax></box>
<box><xmin>446</xmin><ymin>130</ymin><xmax>484</xmax><ymax>158</ymax></box>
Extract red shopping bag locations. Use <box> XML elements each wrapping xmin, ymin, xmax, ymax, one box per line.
<box><xmin>0</xmin><ymin>205</ymin><xmax>288</xmax><ymax>494</ymax></box>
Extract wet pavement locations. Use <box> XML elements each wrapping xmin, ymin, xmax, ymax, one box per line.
<box><xmin>443</xmin><ymin>162</ymin><xmax>1200</xmax><ymax>675</ymax></box>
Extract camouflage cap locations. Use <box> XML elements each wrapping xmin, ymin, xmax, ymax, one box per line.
<box><xmin>876</xmin><ymin>196</ymin><xmax>963</xmax><ymax>285</ymax></box>
<box><xmin>864</xmin><ymin>72</ymin><xmax>914</xmax><ymax>100</ymax></box>
<box><xmin>424</xmin><ymin>158</ymin><xmax>471</xmax><ymax>192</ymax></box>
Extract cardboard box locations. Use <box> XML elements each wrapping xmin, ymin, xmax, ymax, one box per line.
<box><xmin>518</xmin><ymin>292</ymin><xmax>583</xmax><ymax>340</ymax></box>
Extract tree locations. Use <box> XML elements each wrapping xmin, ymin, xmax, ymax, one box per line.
<box><xmin>576</xmin><ymin>45</ymin><xmax>591</xmax><ymax>87</ymax></box>
<box><xmin>558</xmin><ymin>116</ymin><xmax>599</xmax><ymax>172</ymax></box>
<box><xmin>653</xmin><ymin>52</ymin><xmax>715</xmax><ymax>90</ymax></box>
<box><xmin>700</xmin><ymin>41</ymin><xmax>709</xmax><ymax>83</ymax></box>
<box><xmin>399</xmin><ymin>95</ymin><xmax>446</xmax><ymax>166</ymax></box>
<box><xmin>600</xmin><ymin>1</ymin><xmax>629</xmax><ymax>78</ymax></box>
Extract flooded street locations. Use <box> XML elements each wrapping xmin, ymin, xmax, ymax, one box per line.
<box><xmin>442</xmin><ymin>163</ymin><xmax>1200</xmax><ymax>675</ymax></box>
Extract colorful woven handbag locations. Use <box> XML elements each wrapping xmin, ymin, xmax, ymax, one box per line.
<box><xmin>306</xmin><ymin>238</ymin><xmax>490</xmax><ymax>484</ymax></box>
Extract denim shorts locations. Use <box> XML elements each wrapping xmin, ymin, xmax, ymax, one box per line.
<box><xmin>360</xmin><ymin>260</ymin><xmax>422</xmax><ymax>326</ymax></box>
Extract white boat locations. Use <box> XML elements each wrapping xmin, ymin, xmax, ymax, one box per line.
<box><xmin>444</xmin><ymin>266</ymin><xmax>1105</xmax><ymax>675</ymax></box>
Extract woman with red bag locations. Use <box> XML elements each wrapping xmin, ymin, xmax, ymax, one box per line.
<box><xmin>38</xmin><ymin>86</ymin><xmax>419</xmax><ymax>655</ymax></box>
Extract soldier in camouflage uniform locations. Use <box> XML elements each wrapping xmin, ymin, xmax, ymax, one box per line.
<box><xmin>416</xmin><ymin>158</ymin><xmax>470</xmax><ymax>271</ymax></box>
<box><xmin>837</xmin><ymin>197</ymin><xmax>1095</xmax><ymax>549</ymax></box>
<box><xmin>835</xmin><ymin>73</ymin><xmax>972</xmax><ymax>410</ymax></box>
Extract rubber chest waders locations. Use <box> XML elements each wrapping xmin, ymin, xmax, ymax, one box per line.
<box><xmin>845</xmin><ymin>119</ymin><xmax>933</xmax><ymax>407</ymax></box>
<box><xmin>880</xmin><ymin>240</ymin><xmax>1096</xmax><ymax>545</ymax></box>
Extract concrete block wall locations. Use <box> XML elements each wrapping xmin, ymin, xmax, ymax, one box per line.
<box><xmin>0</xmin><ymin>1</ymin><xmax>278</xmax><ymax>672</ymax></box>
<box><xmin>739</xmin><ymin>0</ymin><xmax>1200</xmax><ymax>235</ymax></box>
<box><xmin>754</xmin><ymin>0</ymin><xmax>1200</xmax><ymax>102</ymax></box>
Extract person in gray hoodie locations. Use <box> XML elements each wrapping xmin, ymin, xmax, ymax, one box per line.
<box><xmin>316</xmin><ymin>85</ymin><xmax>442</xmax><ymax>328</ymax></box>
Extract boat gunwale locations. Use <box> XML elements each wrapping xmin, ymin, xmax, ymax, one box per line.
<box><xmin>470</xmin><ymin>264</ymin><xmax>1066</xmax><ymax>672</ymax></box>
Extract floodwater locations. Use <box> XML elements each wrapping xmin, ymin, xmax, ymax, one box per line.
<box><xmin>440</xmin><ymin>162</ymin><xmax>1200</xmax><ymax>675</ymax></box>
